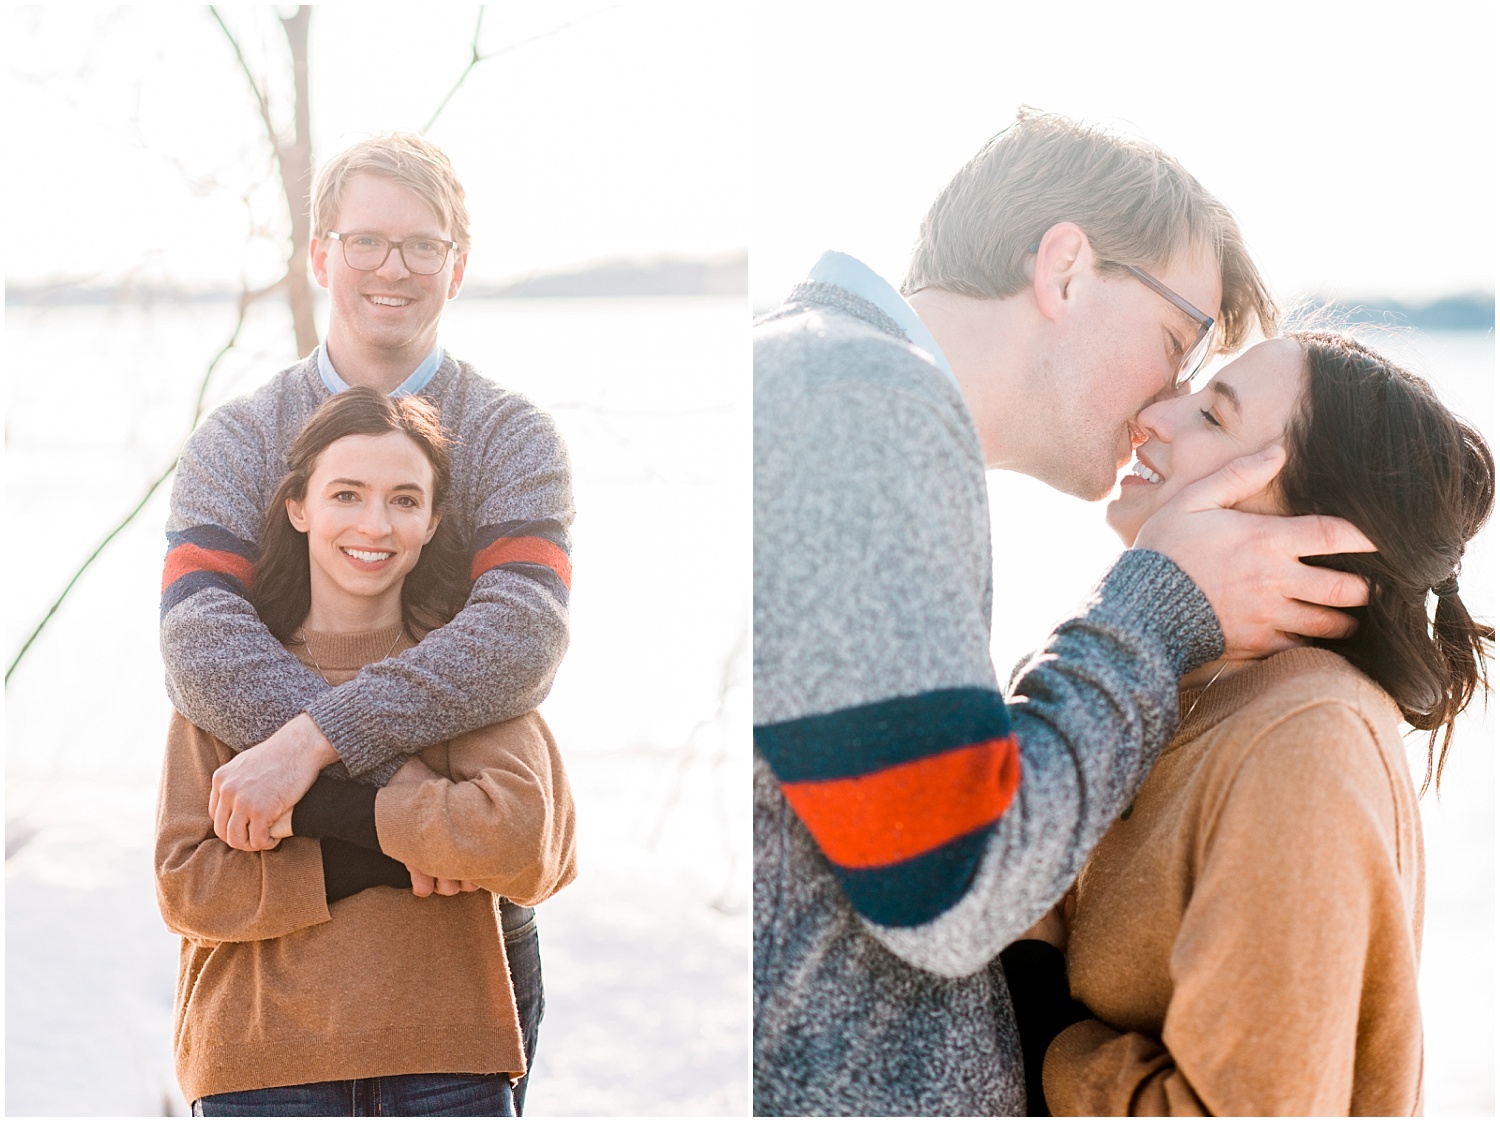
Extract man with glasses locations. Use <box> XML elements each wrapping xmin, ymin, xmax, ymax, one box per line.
<box><xmin>753</xmin><ymin>109</ymin><xmax>1374</xmax><ymax>1114</ymax></box>
<box><xmin>160</xmin><ymin>133</ymin><xmax>569</xmax><ymax>1112</ymax></box>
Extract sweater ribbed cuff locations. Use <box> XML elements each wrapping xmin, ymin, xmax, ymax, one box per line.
<box><xmin>307</xmin><ymin>690</ymin><xmax>399</xmax><ymax>780</ymax></box>
<box><xmin>1094</xmin><ymin>549</ymin><xmax>1224</xmax><ymax>675</ymax></box>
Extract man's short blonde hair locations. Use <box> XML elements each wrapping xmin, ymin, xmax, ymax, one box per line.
<box><xmin>311</xmin><ymin>132</ymin><xmax>472</xmax><ymax>253</ymax></box>
<box><xmin>902</xmin><ymin>108</ymin><xmax>1275</xmax><ymax>353</ymax></box>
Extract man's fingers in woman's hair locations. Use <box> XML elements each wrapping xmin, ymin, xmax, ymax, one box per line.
<box><xmin>1281</xmin><ymin>510</ymin><xmax>1377</xmax><ymax>560</ymax></box>
<box><xmin>1287</xmin><ymin>555</ymin><xmax>1371</xmax><ymax>611</ymax></box>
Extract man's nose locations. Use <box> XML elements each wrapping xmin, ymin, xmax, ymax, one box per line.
<box><xmin>1150</xmin><ymin>380</ymin><xmax>1189</xmax><ymax>407</ymax></box>
<box><xmin>375</xmin><ymin>245</ymin><xmax>411</xmax><ymax>280</ymax></box>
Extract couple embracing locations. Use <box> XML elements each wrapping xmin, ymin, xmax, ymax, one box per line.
<box><xmin>753</xmin><ymin>109</ymin><xmax>1492</xmax><ymax>1116</ymax></box>
<box><xmin>154</xmin><ymin>133</ymin><xmax>576</xmax><ymax>1116</ymax></box>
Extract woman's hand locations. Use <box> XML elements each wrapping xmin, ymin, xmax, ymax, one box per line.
<box><xmin>406</xmin><ymin>865</ymin><xmax>480</xmax><ymax>897</ymax></box>
<box><xmin>389</xmin><ymin>754</ymin><xmax>445</xmax><ymax>788</ymax></box>
<box><xmin>387</xmin><ymin>755</ymin><xmax>478</xmax><ymax>896</ymax></box>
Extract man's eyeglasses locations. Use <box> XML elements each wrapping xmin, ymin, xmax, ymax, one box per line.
<box><xmin>327</xmin><ymin>231</ymin><xmax>457</xmax><ymax>275</ymax></box>
<box><xmin>1119</xmin><ymin>264</ymin><xmax>1215</xmax><ymax>388</ymax></box>
<box><xmin>1028</xmin><ymin>242</ymin><xmax>1215</xmax><ymax>387</ymax></box>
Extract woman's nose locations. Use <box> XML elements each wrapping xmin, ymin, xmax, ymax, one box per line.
<box><xmin>357</xmin><ymin>500</ymin><xmax>392</xmax><ymax>536</ymax></box>
<box><xmin>1137</xmin><ymin>397</ymin><xmax>1175</xmax><ymax>442</ymax></box>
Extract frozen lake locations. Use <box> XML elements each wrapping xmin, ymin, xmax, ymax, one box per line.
<box><xmin>5</xmin><ymin>294</ymin><xmax>751</xmax><ymax>1116</ymax></box>
<box><xmin>4</xmin><ymin>292</ymin><xmax>1492</xmax><ymax>1114</ymax></box>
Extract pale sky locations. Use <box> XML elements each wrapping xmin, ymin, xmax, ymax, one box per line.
<box><xmin>5</xmin><ymin>3</ymin><xmax>748</xmax><ymax>288</ymax></box>
<box><xmin>7</xmin><ymin>3</ymin><xmax>1494</xmax><ymax>304</ymax></box>
<box><xmin>752</xmin><ymin>2</ymin><xmax>1496</xmax><ymax>308</ymax></box>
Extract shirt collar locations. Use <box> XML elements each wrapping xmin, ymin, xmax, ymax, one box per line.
<box><xmin>806</xmin><ymin>250</ymin><xmax>956</xmax><ymax>387</ymax></box>
<box><xmin>317</xmin><ymin>342</ymin><xmax>445</xmax><ymax>398</ymax></box>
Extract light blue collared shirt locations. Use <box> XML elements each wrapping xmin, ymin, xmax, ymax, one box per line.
<box><xmin>317</xmin><ymin>342</ymin><xmax>445</xmax><ymax>397</ymax></box>
<box><xmin>805</xmin><ymin>251</ymin><xmax>957</xmax><ymax>388</ymax></box>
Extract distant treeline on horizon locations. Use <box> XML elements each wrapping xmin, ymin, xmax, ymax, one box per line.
<box><xmin>6</xmin><ymin>257</ymin><xmax>1494</xmax><ymax>332</ymax></box>
<box><xmin>6</xmin><ymin>252</ymin><xmax>749</xmax><ymax>306</ymax></box>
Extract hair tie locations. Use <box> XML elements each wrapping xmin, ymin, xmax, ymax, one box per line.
<box><xmin>1432</xmin><ymin>574</ymin><xmax>1460</xmax><ymax>597</ymax></box>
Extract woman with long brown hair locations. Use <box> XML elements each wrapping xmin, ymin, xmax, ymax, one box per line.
<box><xmin>1003</xmin><ymin>332</ymin><xmax>1493</xmax><ymax>1115</ymax></box>
<box><xmin>155</xmin><ymin>386</ymin><xmax>576</xmax><ymax>1116</ymax></box>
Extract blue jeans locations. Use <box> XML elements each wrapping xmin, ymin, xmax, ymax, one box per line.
<box><xmin>193</xmin><ymin>1072</ymin><xmax>515</xmax><ymax>1116</ymax></box>
<box><xmin>500</xmin><ymin>900</ymin><xmax>543</xmax><ymax>1115</ymax></box>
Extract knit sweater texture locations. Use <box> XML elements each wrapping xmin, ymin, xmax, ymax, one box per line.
<box><xmin>161</xmin><ymin>352</ymin><xmax>573</xmax><ymax>784</ymax></box>
<box><xmin>752</xmin><ymin>279</ymin><xmax>1224</xmax><ymax>1116</ymax></box>
<box><xmin>155</xmin><ymin>625</ymin><xmax>577</xmax><ymax>1103</ymax></box>
<box><xmin>1044</xmin><ymin>647</ymin><xmax>1424</xmax><ymax>1116</ymax></box>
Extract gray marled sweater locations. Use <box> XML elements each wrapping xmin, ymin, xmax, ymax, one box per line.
<box><xmin>753</xmin><ymin>281</ymin><xmax>1222</xmax><ymax>1115</ymax></box>
<box><xmin>161</xmin><ymin>351</ymin><xmax>573</xmax><ymax>784</ymax></box>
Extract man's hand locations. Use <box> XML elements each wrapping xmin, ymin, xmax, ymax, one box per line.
<box><xmin>1135</xmin><ymin>445</ymin><xmax>1376</xmax><ymax>661</ymax></box>
<box><xmin>210</xmin><ymin>713</ymin><xmax>340</xmax><ymax>851</ymax></box>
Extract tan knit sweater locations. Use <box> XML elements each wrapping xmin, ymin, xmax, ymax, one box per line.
<box><xmin>155</xmin><ymin>625</ymin><xmax>577</xmax><ymax>1103</ymax></box>
<box><xmin>1043</xmin><ymin>648</ymin><xmax>1424</xmax><ymax>1116</ymax></box>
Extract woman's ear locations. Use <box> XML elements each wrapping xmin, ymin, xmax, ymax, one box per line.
<box><xmin>423</xmin><ymin>508</ymin><xmax>443</xmax><ymax>545</ymax></box>
<box><xmin>286</xmin><ymin>495</ymin><xmax>309</xmax><ymax>532</ymax></box>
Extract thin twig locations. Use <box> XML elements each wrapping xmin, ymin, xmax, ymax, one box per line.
<box><xmin>209</xmin><ymin>7</ymin><xmax>281</xmax><ymax>164</ymax></box>
<box><xmin>644</xmin><ymin>616</ymin><xmax>748</xmax><ymax>850</ymax></box>
<box><xmin>422</xmin><ymin>5</ymin><xmax>620</xmax><ymax>133</ymax></box>
<box><xmin>6</xmin><ymin>285</ymin><xmax>269</xmax><ymax>686</ymax></box>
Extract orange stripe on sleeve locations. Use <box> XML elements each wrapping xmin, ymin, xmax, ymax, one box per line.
<box><xmin>161</xmin><ymin>543</ymin><xmax>256</xmax><ymax>594</ymax></box>
<box><xmin>781</xmin><ymin>735</ymin><xmax>1021</xmax><ymax>869</ymax></box>
<box><xmin>470</xmin><ymin>536</ymin><xmax>572</xmax><ymax>589</ymax></box>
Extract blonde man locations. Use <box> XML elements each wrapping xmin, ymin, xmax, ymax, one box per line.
<box><xmin>753</xmin><ymin>109</ymin><xmax>1372</xmax><ymax>1114</ymax></box>
<box><xmin>161</xmin><ymin>133</ymin><xmax>567</xmax><ymax>1112</ymax></box>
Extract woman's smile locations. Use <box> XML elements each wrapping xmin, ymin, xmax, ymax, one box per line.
<box><xmin>285</xmin><ymin>430</ymin><xmax>441</xmax><ymax>631</ymax></box>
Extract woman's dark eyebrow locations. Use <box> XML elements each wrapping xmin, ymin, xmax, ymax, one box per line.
<box><xmin>1209</xmin><ymin>382</ymin><xmax>1242</xmax><ymax>414</ymax></box>
<box><xmin>326</xmin><ymin>477</ymin><xmax>426</xmax><ymax>494</ymax></box>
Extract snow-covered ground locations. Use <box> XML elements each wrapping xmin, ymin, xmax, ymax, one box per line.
<box><xmin>5</xmin><ymin>747</ymin><xmax>749</xmax><ymax>1117</ymax></box>
<box><xmin>5</xmin><ymin>296</ymin><xmax>750</xmax><ymax>1116</ymax></box>
<box><xmin>5</xmin><ymin>298</ymin><xmax>1493</xmax><ymax>1115</ymax></box>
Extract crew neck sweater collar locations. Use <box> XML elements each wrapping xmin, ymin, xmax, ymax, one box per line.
<box><xmin>1172</xmin><ymin>646</ymin><xmax>1371</xmax><ymax>746</ymax></box>
<box><xmin>291</xmin><ymin>624</ymin><xmax>414</xmax><ymax>674</ymax></box>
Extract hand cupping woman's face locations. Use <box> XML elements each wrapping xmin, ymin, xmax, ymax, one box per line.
<box><xmin>1106</xmin><ymin>337</ymin><xmax>1308</xmax><ymax>547</ymax></box>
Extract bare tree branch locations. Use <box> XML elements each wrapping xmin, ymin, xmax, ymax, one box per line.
<box><xmin>644</xmin><ymin>616</ymin><xmax>748</xmax><ymax>851</ymax></box>
<box><xmin>210</xmin><ymin>6</ymin><xmax>318</xmax><ymax>357</ymax></box>
<box><xmin>422</xmin><ymin>5</ymin><xmax>620</xmax><ymax>133</ymax></box>
<box><xmin>277</xmin><ymin>6</ymin><xmax>317</xmax><ymax>356</ymax></box>
<box><xmin>6</xmin><ymin>287</ymin><xmax>268</xmax><ymax>686</ymax></box>
<box><xmin>209</xmin><ymin>8</ymin><xmax>277</xmax><ymax>147</ymax></box>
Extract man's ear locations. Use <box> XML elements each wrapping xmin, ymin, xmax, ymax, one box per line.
<box><xmin>310</xmin><ymin>236</ymin><xmax>331</xmax><ymax>289</ymax></box>
<box><xmin>448</xmin><ymin>251</ymin><xmax>468</xmax><ymax>300</ymax></box>
<box><xmin>286</xmin><ymin>495</ymin><xmax>309</xmax><ymax>532</ymax></box>
<box><xmin>1032</xmin><ymin>222</ymin><xmax>1091</xmax><ymax>323</ymax></box>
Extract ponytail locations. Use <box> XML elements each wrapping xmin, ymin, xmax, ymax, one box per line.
<box><xmin>1282</xmin><ymin>333</ymin><xmax>1494</xmax><ymax>795</ymax></box>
